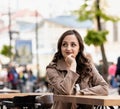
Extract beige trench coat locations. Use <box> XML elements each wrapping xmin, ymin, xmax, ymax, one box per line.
<box><xmin>46</xmin><ymin>59</ymin><xmax>109</xmax><ymax>109</ymax></box>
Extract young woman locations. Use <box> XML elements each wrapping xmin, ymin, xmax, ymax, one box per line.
<box><xmin>46</xmin><ymin>30</ymin><xmax>109</xmax><ymax>109</ymax></box>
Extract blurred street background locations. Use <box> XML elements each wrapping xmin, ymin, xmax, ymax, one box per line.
<box><xmin>0</xmin><ymin>0</ymin><xmax>120</xmax><ymax>94</ymax></box>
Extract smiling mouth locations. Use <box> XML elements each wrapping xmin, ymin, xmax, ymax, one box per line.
<box><xmin>66</xmin><ymin>52</ymin><xmax>73</xmax><ymax>55</ymax></box>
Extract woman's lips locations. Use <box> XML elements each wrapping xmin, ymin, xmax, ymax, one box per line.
<box><xmin>66</xmin><ymin>52</ymin><xmax>73</xmax><ymax>55</ymax></box>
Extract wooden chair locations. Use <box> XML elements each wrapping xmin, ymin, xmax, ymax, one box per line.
<box><xmin>2</xmin><ymin>95</ymin><xmax>36</xmax><ymax>109</ymax></box>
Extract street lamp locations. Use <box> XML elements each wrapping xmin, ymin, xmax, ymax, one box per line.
<box><xmin>8</xmin><ymin>0</ymin><xmax>12</xmax><ymax>60</ymax></box>
<box><xmin>35</xmin><ymin>10</ymin><xmax>40</xmax><ymax>77</ymax></box>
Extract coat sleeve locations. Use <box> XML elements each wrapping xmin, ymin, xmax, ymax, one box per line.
<box><xmin>79</xmin><ymin>64</ymin><xmax>109</xmax><ymax>95</ymax></box>
<box><xmin>46</xmin><ymin>66</ymin><xmax>79</xmax><ymax>95</ymax></box>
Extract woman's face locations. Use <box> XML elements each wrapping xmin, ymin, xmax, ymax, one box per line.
<box><xmin>61</xmin><ymin>34</ymin><xmax>80</xmax><ymax>59</ymax></box>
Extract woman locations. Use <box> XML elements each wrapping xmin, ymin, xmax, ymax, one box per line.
<box><xmin>46</xmin><ymin>30</ymin><xmax>109</xmax><ymax>109</ymax></box>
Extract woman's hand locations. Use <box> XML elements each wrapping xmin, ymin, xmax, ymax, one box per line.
<box><xmin>65</xmin><ymin>54</ymin><xmax>76</xmax><ymax>72</ymax></box>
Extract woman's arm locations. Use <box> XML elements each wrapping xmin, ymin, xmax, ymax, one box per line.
<box><xmin>79</xmin><ymin>64</ymin><xmax>109</xmax><ymax>95</ymax></box>
<box><xmin>46</xmin><ymin>66</ymin><xmax>79</xmax><ymax>95</ymax></box>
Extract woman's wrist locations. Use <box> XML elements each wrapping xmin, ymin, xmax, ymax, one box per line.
<box><xmin>69</xmin><ymin>63</ymin><xmax>76</xmax><ymax>72</ymax></box>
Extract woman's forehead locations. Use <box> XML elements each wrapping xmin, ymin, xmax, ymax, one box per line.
<box><xmin>63</xmin><ymin>34</ymin><xmax>78</xmax><ymax>41</ymax></box>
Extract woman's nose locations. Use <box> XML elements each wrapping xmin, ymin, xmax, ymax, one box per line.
<box><xmin>66</xmin><ymin>45</ymin><xmax>71</xmax><ymax>50</ymax></box>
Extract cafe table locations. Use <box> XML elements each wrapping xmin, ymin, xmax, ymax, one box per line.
<box><xmin>0</xmin><ymin>87</ymin><xmax>20</xmax><ymax>93</ymax></box>
<box><xmin>54</xmin><ymin>94</ymin><xmax>120</xmax><ymax>108</ymax></box>
<box><xmin>0</xmin><ymin>92</ymin><xmax>53</xmax><ymax>99</ymax></box>
<box><xmin>0</xmin><ymin>92</ymin><xmax>53</xmax><ymax>109</ymax></box>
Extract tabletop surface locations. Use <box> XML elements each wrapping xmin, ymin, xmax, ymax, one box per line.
<box><xmin>54</xmin><ymin>95</ymin><xmax>120</xmax><ymax>106</ymax></box>
<box><xmin>0</xmin><ymin>92</ymin><xmax>53</xmax><ymax>99</ymax></box>
<box><xmin>0</xmin><ymin>89</ymin><xmax>20</xmax><ymax>93</ymax></box>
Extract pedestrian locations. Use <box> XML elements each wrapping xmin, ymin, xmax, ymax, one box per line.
<box><xmin>115</xmin><ymin>56</ymin><xmax>120</xmax><ymax>94</ymax></box>
<box><xmin>108</xmin><ymin>62</ymin><xmax>118</xmax><ymax>88</ymax></box>
<box><xmin>46</xmin><ymin>29</ymin><xmax>109</xmax><ymax>109</ymax></box>
<box><xmin>7</xmin><ymin>62</ymin><xmax>19</xmax><ymax>89</ymax></box>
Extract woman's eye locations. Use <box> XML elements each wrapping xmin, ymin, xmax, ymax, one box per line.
<box><xmin>71</xmin><ymin>43</ymin><xmax>76</xmax><ymax>47</ymax></box>
<box><xmin>62</xmin><ymin>43</ymin><xmax>67</xmax><ymax>47</ymax></box>
<box><xmin>62</xmin><ymin>42</ymin><xmax>77</xmax><ymax>47</ymax></box>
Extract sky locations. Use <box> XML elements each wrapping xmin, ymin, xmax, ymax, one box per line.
<box><xmin>0</xmin><ymin>0</ymin><xmax>84</xmax><ymax>17</ymax></box>
<box><xmin>0</xmin><ymin>0</ymin><xmax>120</xmax><ymax>18</ymax></box>
<box><xmin>105</xmin><ymin>0</ymin><xmax>120</xmax><ymax>16</ymax></box>
<box><xmin>18</xmin><ymin>0</ymin><xmax>84</xmax><ymax>17</ymax></box>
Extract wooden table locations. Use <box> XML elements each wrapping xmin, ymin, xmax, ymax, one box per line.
<box><xmin>0</xmin><ymin>93</ymin><xmax>53</xmax><ymax>99</ymax></box>
<box><xmin>54</xmin><ymin>94</ymin><xmax>120</xmax><ymax>106</ymax></box>
<box><xmin>0</xmin><ymin>88</ymin><xmax>20</xmax><ymax>93</ymax></box>
<box><xmin>0</xmin><ymin>93</ymin><xmax>53</xmax><ymax>109</ymax></box>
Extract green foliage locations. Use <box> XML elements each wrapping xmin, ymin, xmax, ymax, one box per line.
<box><xmin>84</xmin><ymin>30</ymin><xmax>108</xmax><ymax>46</ymax></box>
<box><xmin>74</xmin><ymin>1</ymin><xmax>120</xmax><ymax>22</ymax></box>
<box><xmin>95</xmin><ymin>10</ymin><xmax>120</xmax><ymax>22</ymax></box>
<box><xmin>74</xmin><ymin>3</ymin><xmax>94</xmax><ymax>21</ymax></box>
<box><xmin>0</xmin><ymin>45</ymin><xmax>13</xmax><ymax>57</ymax></box>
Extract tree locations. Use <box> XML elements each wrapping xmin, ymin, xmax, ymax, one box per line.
<box><xmin>74</xmin><ymin>0</ymin><xmax>119</xmax><ymax>81</ymax></box>
<box><xmin>0</xmin><ymin>45</ymin><xmax>13</xmax><ymax>59</ymax></box>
